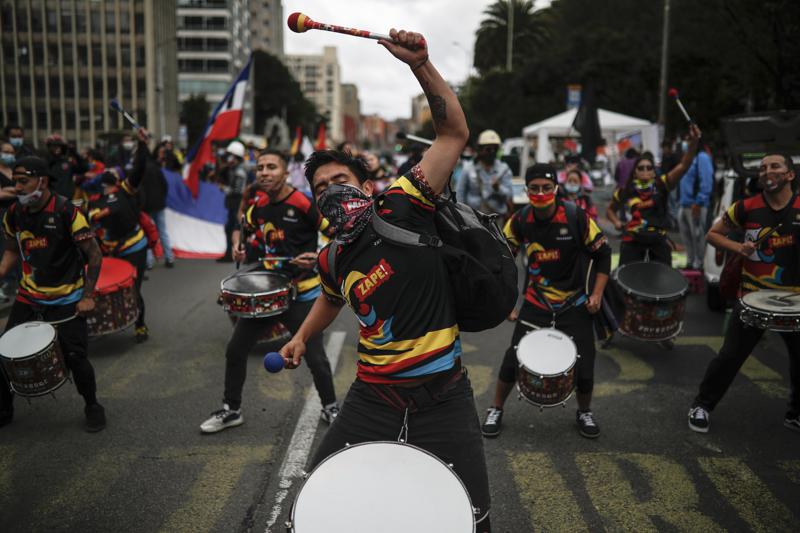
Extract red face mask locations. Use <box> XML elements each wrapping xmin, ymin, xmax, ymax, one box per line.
<box><xmin>529</xmin><ymin>191</ymin><xmax>556</xmax><ymax>209</ymax></box>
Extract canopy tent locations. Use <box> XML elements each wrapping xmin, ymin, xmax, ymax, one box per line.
<box><xmin>520</xmin><ymin>108</ymin><xmax>658</xmax><ymax>171</ymax></box>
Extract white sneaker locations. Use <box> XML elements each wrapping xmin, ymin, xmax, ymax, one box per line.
<box><xmin>200</xmin><ymin>404</ymin><xmax>243</xmax><ymax>433</ymax></box>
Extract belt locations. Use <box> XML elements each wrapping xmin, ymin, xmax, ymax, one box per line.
<box><xmin>366</xmin><ymin>358</ymin><xmax>465</xmax><ymax>412</ymax></box>
<box><xmin>392</xmin><ymin>358</ymin><xmax>462</xmax><ymax>388</ymax></box>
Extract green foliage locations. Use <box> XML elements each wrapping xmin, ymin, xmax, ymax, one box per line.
<box><xmin>463</xmin><ymin>0</ymin><xmax>800</xmax><ymax>144</ymax></box>
<box><xmin>252</xmin><ymin>50</ymin><xmax>318</xmax><ymax>135</ymax></box>
<box><xmin>179</xmin><ymin>94</ymin><xmax>210</xmax><ymax>150</ymax></box>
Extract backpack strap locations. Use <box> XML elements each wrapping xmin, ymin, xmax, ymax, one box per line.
<box><xmin>370</xmin><ymin>204</ymin><xmax>443</xmax><ymax>248</ymax></box>
<box><xmin>327</xmin><ymin>239</ymin><xmax>341</xmax><ymax>290</ymax></box>
<box><xmin>563</xmin><ymin>200</ymin><xmax>587</xmax><ymax>250</ymax></box>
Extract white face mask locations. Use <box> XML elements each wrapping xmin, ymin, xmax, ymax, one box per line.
<box><xmin>18</xmin><ymin>178</ymin><xmax>44</xmax><ymax>206</ymax></box>
<box><xmin>122</xmin><ymin>142</ymin><xmax>135</xmax><ymax>151</ymax></box>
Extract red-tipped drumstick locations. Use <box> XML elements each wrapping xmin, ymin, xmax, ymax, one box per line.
<box><xmin>287</xmin><ymin>12</ymin><xmax>392</xmax><ymax>42</ymax></box>
<box><xmin>668</xmin><ymin>88</ymin><xmax>694</xmax><ymax>124</ymax></box>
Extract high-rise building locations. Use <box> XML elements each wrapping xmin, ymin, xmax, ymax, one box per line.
<box><xmin>0</xmin><ymin>0</ymin><xmax>179</xmax><ymax>147</ymax></box>
<box><xmin>176</xmin><ymin>0</ymin><xmax>252</xmax><ymax>131</ymax></box>
<box><xmin>285</xmin><ymin>46</ymin><xmax>342</xmax><ymax>143</ymax></box>
<box><xmin>249</xmin><ymin>0</ymin><xmax>283</xmax><ymax>56</ymax></box>
<box><xmin>341</xmin><ymin>83</ymin><xmax>360</xmax><ymax>145</ymax></box>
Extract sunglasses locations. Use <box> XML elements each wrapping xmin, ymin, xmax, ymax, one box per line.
<box><xmin>636</xmin><ymin>165</ymin><xmax>655</xmax><ymax>171</ymax></box>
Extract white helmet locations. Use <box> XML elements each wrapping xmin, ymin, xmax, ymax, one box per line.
<box><xmin>226</xmin><ymin>140</ymin><xmax>245</xmax><ymax>159</ymax></box>
<box><xmin>477</xmin><ymin>129</ymin><xmax>502</xmax><ymax>146</ymax></box>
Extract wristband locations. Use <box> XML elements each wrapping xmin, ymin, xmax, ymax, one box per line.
<box><xmin>411</xmin><ymin>56</ymin><xmax>429</xmax><ymax>72</ymax></box>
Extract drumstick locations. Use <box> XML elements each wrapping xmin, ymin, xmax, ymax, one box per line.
<box><xmin>753</xmin><ymin>223</ymin><xmax>783</xmax><ymax>246</ymax></box>
<box><xmin>258</xmin><ymin>256</ymin><xmax>296</xmax><ymax>262</ymax></box>
<box><xmin>288</xmin><ymin>12</ymin><xmax>392</xmax><ymax>42</ymax></box>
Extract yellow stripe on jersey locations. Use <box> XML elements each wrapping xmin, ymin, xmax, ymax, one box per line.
<box><xmin>584</xmin><ymin>217</ymin><xmax>604</xmax><ymax>246</ymax></box>
<box><xmin>725</xmin><ymin>203</ymin><xmax>741</xmax><ymax>228</ymax></box>
<box><xmin>389</xmin><ymin>176</ymin><xmax>436</xmax><ymax>208</ymax></box>
<box><xmin>503</xmin><ymin>217</ymin><xmax>520</xmax><ymax>248</ymax></box>
<box><xmin>358</xmin><ymin>325</ymin><xmax>460</xmax><ymax>365</ymax></box>
<box><xmin>19</xmin><ymin>276</ymin><xmax>84</xmax><ymax>296</ymax></box>
<box><xmin>100</xmin><ymin>228</ymin><xmax>145</xmax><ymax>252</ymax></box>
<box><xmin>71</xmin><ymin>209</ymin><xmax>91</xmax><ymax>235</ymax></box>
<box><xmin>296</xmin><ymin>275</ymin><xmax>321</xmax><ymax>294</ymax></box>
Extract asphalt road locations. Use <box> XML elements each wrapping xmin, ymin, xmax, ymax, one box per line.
<box><xmin>2</xmin><ymin>194</ymin><xmax>800</xmax><ymax>532</ymax></box>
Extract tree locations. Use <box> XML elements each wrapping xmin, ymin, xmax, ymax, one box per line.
<box><xmin>473</xmin><ymin>0</ymin><xmax>551</xmax><ymax>75</ymax></box>
<box><xmin>180</xmin><ymin>94</ymin><xmax>210</xmax><ymax>150</ymax></box>
<box><xmin>252</xmin><ymin>51</ymin><xmax>318</xmax><ymax>138</ymax></box>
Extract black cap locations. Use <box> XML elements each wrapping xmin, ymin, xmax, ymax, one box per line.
<box><xmin>13</xmin><ymin>156</ymin><xmax>51</xmax><ymax>180</ymax></box>
<box><xmin>525</xmin><ymin>163</ymin><xmax>557</xmax><ymax>184</ymax></box>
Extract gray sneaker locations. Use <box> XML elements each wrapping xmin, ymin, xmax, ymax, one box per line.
<box><xmin>688</xmin><ymin>405</ymin><xmax>710</xmax><ymax>433</ymax></box>
<box><xmin>200</xmin><ymin>404</ymin><xmax>243</xmax><ymax>433</ymax></box>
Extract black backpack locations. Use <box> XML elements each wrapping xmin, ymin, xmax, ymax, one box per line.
<box><xmin>329</xmin><ymin>193</ymin><xmax>518</xmax><ymax>332</ymax></box>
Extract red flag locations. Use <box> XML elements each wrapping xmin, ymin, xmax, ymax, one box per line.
<box><xmin>183</xmin><ymin>56</ymin><xmax>252</xmax><ymax>197</ymax></box>
<box><xmin>289</xmin><ymin>127</ymin><xmax>302</xmax><ymax>156</ymax></box>
<box><xmin>315</xmin><ymin>123</ymin><xmax>327</xmax><ymax>150</ymax></box>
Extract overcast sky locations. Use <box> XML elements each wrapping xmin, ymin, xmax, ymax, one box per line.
<box><xmin>283</xmin><ymin>0</ymin><xmax>551</xmax><ymax>120</ymax></box>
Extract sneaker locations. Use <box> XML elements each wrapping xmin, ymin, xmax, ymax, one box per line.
<box><xmin>320</xmin><ymin>403</ymin><xmax>340</xmax><ymax>424</ymax></box>
<box><xmin>481</xmin><ymin>407</ymin><xmax>504</xmax><ymax>438</ymax></box>
<box><xmin>200</xmin><ymin>404</ymin><xmax>243</xmax><ymax>433</ymax></box>
<box><xmin>165</xmin><ymin>259</ymin><xmax>175</xmax><ymax>269</ymax></box>
<box><xmin>85</xmin><ymin>403</ymin><xmax>106</xmax><ymax>433</ymax></box>
<box><xmin>576</xmin><ymin>410</ymin><xmax>600</xmax><ymax>439</ymax></box>
<box><xmin>135</xmin><ymin>325</ymin><xmax>149</xmax><ymax>343</ymax></box>
<box><xmin>688</xmin><ymin>405</ymin><xmax>710</xmax><ymax>433</ymax></box>
<box><xmin>784</xmin><ymin>412</ymin><xmax>800</xmax><ymax>433</ymax></box>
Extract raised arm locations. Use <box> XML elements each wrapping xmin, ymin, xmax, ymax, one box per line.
<box><xmin>378</xmin><ymin>30</ymin><xmax>468</xmax><ymax>194</ymax></box>
<box><xmin>664</xmin><ymin>124</ymin><xmax>702</xmax><ymax>190</ymax></box>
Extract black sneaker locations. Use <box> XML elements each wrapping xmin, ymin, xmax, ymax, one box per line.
<box><xmin>576</xmin><ymin>410</ymin><xmax>600</xmax><ymax>438</ymax></box>
<box><xmin>0</xmin><ymin>407</ymin><xmax>13</xmax><ymax>428</ymax></box>
<box><xmin>688</xmin><ymin>405</ymin><xmax>710</xmax><ymax>433</ymax></box>
<box><xmin>135</xmin><ymin>325</ymin><xmax>149</xmax><ymax>343</ymax></box>
<box><xmin>784</xmin><ymin>412</ymin><xmax>800</xmax><ymax>433</ymax></box>
<box><xmin>320</xmin><ymin>403</ymin><xmax>340</xmax><ymax>424</ymax></box>
<box><xmin>481</xmin><ymin>407</ymin><xmax>503</xmax><ymax>438</ymax></box>
<box><xmin>165</xmin><ymin>260</ymin><xmax>175</xmax><ymax>269</ymax></box>
<box><xmin>85</xmin><ymin>403</ymin><xmax>106</xmax><ymax>433</ymax></box>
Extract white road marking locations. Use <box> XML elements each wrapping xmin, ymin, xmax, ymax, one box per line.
<box><xmin>264</xmin><ymin>330</ymin><xmax>346</xmax><ymax>532</ymax></box>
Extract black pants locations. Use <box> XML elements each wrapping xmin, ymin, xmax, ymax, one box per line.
<box><xmin>119</xmin><ymin>247</ymin><xmax>147</xmax><ymax>328</ymax></box>
<box><xmin>223</xmin><ymin>299</ymin><xmax>335</xmax><ymax>410</ymax></box>
<box><xmin>499</xmin><ymin>304</ymin><xmax>597</xmax><ymax>394</ymax></box>
<box><xmin>695</xmin><ymin>304</ymin><xmax>800</xmax><ymax>414</ymax></box>
<box><xmin>619</xmin><ymin>238</ymin><xmax>672</xmax><ymax>266</ymax></box>
<box><xmin>0</xmin><ymin>300</ymin><xmax>97</xmax><ymax>412</ymax></box>
<box><xmin>310</xmin><ymin>369</ymin><xmax>491</xmax><ymax>532</ymax></box>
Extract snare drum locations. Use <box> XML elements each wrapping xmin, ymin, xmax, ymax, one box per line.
<box><xmin>613</xmin><ymin>261</ymin><xmax>688</xmax><ymax>341</ymax></box>
<box><xmin>219</xmin><ymin>271</ymin><xmax>293</xmax><ymax>318</ymax></box>
<box><xmin>0</xmin><ymin>322</ymin><xmax>67</xmax><ymax>397</ymax></box>
<box><xmin>516</xmin><ymin>328</ymin><xmax>578</xmax><ymax>408</ymax></box>
<box><xmin>739</xmin><ymin>290</ymin><xmax>800</xmax><ymax>332</ymax></box>
<box><xmin>86</xmin><ymin>257</ymin><xmax>139</xmax><ymax>337</ymax></box>
<box><xmin>288</xmin><ymin>441</ymin><xmax>475</xmax><ymax>533</ymax></box>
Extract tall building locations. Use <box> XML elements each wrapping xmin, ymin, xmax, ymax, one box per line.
<box><xmin>0</xmin><ymin>0</ymin><xmax>178</xmax><ymax>147</ymax></box>
<box><xmin>285</xmin><ymin>46</ymin><xmax>343</xmax><ymax>143</ymax></box>
<box><xmin>249</xmin><ymin>0</ymin><xmax>283</xmax><ymax>56</ymax></box>
<box><xmin>341</xmin><ymin>83</ymin><xmax>360</xmax><ymax>145</ymax></box>
<box><xmin>176</xmin><ymin>0</ymin><xmax>252</xmax><ymax>131</ymax></box>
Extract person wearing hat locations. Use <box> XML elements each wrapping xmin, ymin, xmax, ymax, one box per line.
<box><xmin>481</xmin><ymin>163</ymin><xmax>611</xmax><ymax>439</ymax></box>
<box><xmin>218</xmin><ymin>140</ymin><xmax>250</xmax><ymax>262</ymax></box>
<box><xmin>44</xmin><ymin>133</ymin><xmax>88</xmax><ymax>201</ymax></box>
<box><xmin>86</xmin><ymin>128</ymin><xmax>152</xmax><ymax>343</ymax></box>
<box><xmin>0</xmin><ymin>155</ymin><xmax>106</xmax><ymax>431</ymax></box>
<box><xmin>456</xmin><ymin>129</ymin><xmax>513</xmax><ymax>218</ymax></box>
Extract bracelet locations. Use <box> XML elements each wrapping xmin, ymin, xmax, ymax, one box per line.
<box><xmin>411</xmin><ymin>56</ymin><xmax>429</xmax><ymax>72</ymax></box>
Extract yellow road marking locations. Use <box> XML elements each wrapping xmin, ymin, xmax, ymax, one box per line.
<box><xmin>594</xmin><ymin>346</ymin><xmax>654</xmax><ymax>398</ymax></box>
<box><xmin>461</xmin><ymin>341</ymin><xmax>478</xmax><ymax>354</ymax></box>
<box><xmin>258</xmin><ymin>368</ymin><xmax>295</xmax><ymax>401</ymax></box>
<box><xmin>159</xmin><ymin>445</ymin><xmax>272</xmax><ymax>533</ymax></box>
<box><xmin>465</xmin><ymin>364</ymin><xmax>493</xmax><ymax>397</ymax></box>
<box><xmin>508</xmin><ymin>451</ymin><xmax>588</xmax><ymax>532</ymax></box>
<box><xmin>578</xmin><ymin>452</ymin><xmax>722</xmax><ymax>532</ymax></box>
<box><xmin>699</xmin><ymin>457</ymin><xmax>797</xmax><ymax>532</ymax></box>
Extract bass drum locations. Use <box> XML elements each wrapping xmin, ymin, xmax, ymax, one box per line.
<box><xmin>0</xmin><ymin>321</ymin><xmax>67</xmax><ymax>397</ymax></box>
<box><xmin>86</xmin><ymin>257</ymin><xmax>139</xmax><ymax>337</ymax></box>
<box><xmin>613</xmin><ymin>261</ymin><xmax>688</xmax><ymax>341</ymax></box>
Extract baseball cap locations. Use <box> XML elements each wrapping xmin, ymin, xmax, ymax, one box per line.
<box><xmin>13</xmin><ymin>156</ymin><xmax>51</xmax><ymax>180</ymax></box>
<box><xmin>525</xmin><ymin>163</ymin><xmax>557</xmax><ymax>184</ymax></box>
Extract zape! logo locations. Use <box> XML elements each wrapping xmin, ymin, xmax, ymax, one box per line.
<box><xmin>355</xmin><ymin>259</ymin><xmax>395</xmax><ymax>300</ymax></box>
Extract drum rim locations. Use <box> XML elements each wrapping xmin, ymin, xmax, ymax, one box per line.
<box><xmin>613</xmin><ymin>263</ymin><xmax>689</xmax><ymax>301</ymax></box>
<box><xmin>516</xmin><ymin>328</ymin><xmax>578</xmax><ymax>377</ymax></box>
<box><xmin>289</xmin><ymin>440</ymin><xmax>476</xmax><ymax>531</ymax></box>
<box><xmin>220</xmin><ymin>271</ymin><xmax>292</xmax><ymax>296</ymax></box>
<box><xmin>741</xmin><ymin>290</ymin><xmax>800</xmax><ymax>315</ymax></box>
<box><xmin>95</xmin><ymin>257</ymin><xmax>137</xmax><ymax>294</ymax></box>
<box><xmin>0</xmin><ymin>321</ymin><xmax>57</xmax><ymax>359</ymax></box>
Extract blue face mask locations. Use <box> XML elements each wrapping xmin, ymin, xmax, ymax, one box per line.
<box><xmin>0</xmin><ymin>153</ymin><xmax>14</xmax><ymax>166</ymax></box>
<box><xmin>9</xmin><ymin>137</ymin><xmax>23</xmax><ymax>148</ymax></box>
<box><xmin>564</xmin><ymin>183</ymin><xmax>581</xmax><ymax>194</ymax></box>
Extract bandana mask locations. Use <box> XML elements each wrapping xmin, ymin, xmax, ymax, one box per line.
<box><xmin>528</xmin><ymin>191</ymin><xmax>556</xmax><ymax>210</ymax></box>
<box><xmin>633</xmin><ymin>179</ymin><xmax>655</xmax><ymax>197</ymax></box>
<box><xmin>318</xmin><ymin>183</ymin><xmax>374</xmax><ymax>243</ymax></box>
<box><xmin>18</xmin><ymin>177</ymin><xmax>43</xmax><ymax>206</ymax></box>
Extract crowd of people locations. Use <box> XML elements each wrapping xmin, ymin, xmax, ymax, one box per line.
<box><xmin>1</xmin><ymin>27</ymin><xmax>798</xmax><ymax>533</ymax></box>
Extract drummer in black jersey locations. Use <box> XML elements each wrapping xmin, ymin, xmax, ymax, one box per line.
<box><xmin>199</xmin><ymin>149</ymin><xmax>338</xmax><ymax>434</ymax></box>
<box><xmin>481</xmin><ymin>163</ymin><xmax>612</xmax><ymax>439</ymax></box>
<box><xmin>87</xmin><ymin>128</ymin><xmax>151</xmax><ymax>343</ymax></box>
<box><xmin>0</xmin><ymin>156</ymin><xmax>106</xmax><ymax>431</ymax></box>
<box><xmin>689</xmin><ymin>153</ymin><xmax>800</xmax><ymax>434</ymax></box>
<box><xmin>606</xmin><ymin>125</ymin><xmax>702</xmax><ymax>266</ymax></box>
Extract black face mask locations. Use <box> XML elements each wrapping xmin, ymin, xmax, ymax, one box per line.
<box><xmin>317</xmin><ymin>183</ymin><xmax>374</xmax><ymax>243</ymax></box>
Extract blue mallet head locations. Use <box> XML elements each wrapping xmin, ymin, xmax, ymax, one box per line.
<box><xmin>263</xmin><ymin>351</ymin><xmax>285</xmax><ymax>373</ymax></box>
<box><xmin>109</xmin><ymin>98</ymin><xmax>122</xmax><ymax>112</ymax></box>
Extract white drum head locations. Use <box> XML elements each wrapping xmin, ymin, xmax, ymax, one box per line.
<box><xmin>0</xmin><ymin>322</ymin><xmax>56</xmax><ymax>360</ymax></box>
<box><xmin>742</xmin><ymin>290</ymin><xmax>800</xmax><ymax>315</ymax></box>
<box><xmin>292</xmin><ymin>441</ymin><xmax>474</xmax><ymax>533</ymax></box>
<box><xmin>517</xmin><ymin>328</ymin><xmax>577</xmax><ymax>376</ymax></box>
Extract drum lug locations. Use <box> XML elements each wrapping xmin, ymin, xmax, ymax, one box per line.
<box><xmin>284</xmin><ymin>519</ymin><xmax>293</xmax><ymax>531</ymax></box>
<box><xmin>447</xmin><ymin>463</ymin><xmax>454</xmax><ymax>469</ymax></box>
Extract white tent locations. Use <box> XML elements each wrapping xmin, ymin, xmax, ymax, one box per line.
<box><xmin>520</xmin><ymin>108</ymin><xmax>658</xmax><ymax>170</ymax></box>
